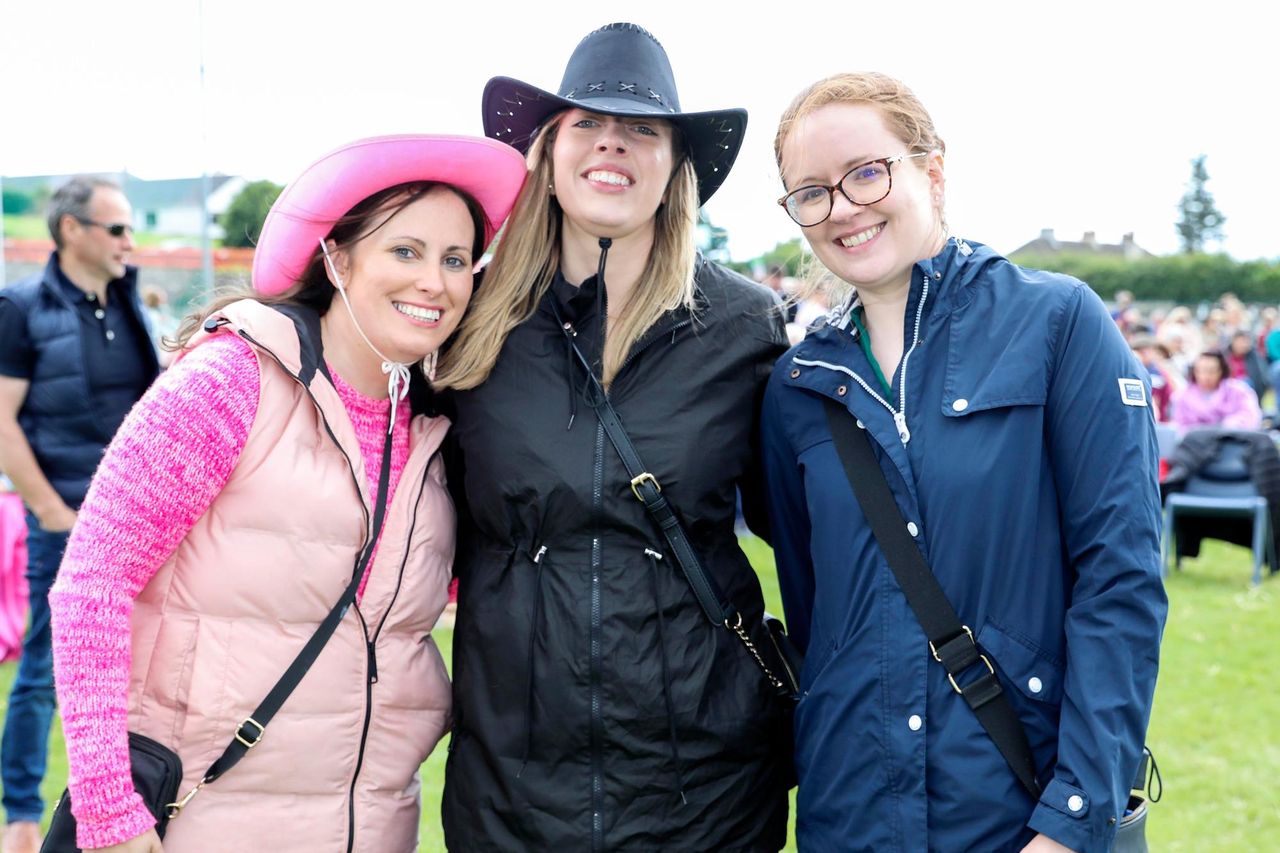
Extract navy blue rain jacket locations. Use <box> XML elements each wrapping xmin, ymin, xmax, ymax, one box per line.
<box><xmin>761</xmin><ymin>238</ymin><xmax>1167</xmax><ymax>852</ymax></box>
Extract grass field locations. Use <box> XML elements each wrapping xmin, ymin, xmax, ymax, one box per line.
<box><xmin>1</xmin><ymin>538</ymin><xmax>1275</xmax><ymax>851</ymax></box>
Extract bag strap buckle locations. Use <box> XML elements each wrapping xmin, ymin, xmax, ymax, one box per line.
<box><xmin>630</xmin><ymin>472</ymin><xmax>661</xmax><ymax>502</ymax></box>
<box><xmin>235</xmin><ymin>717</ymin><xmax>265</xmax><ymax>749</ymax></box>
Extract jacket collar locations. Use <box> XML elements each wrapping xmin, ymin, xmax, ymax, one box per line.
<box><xmin>814</xmin><ymin>236</ymin><xmax>996</xmax><ymax>341</ymax></box>
<box><xmin>39</xmin><ymin>251</ymin><xmax>138</xmax><ymax>307</ymax></box>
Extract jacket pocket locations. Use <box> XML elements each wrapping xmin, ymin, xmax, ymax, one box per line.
<box><xmin>941</xmin><ymin>299</ymin><xmax>1051</xmax><ymax>418</ymax></box>
<box><xmin>977</xmin><ymin>621</ymin><xmax>1063</xmax><ymax>771</ymax></box>
<box><xmin>977</xmin><ymin>621</ymin><xmax>1063</xmax><ymax>704</ymax></box>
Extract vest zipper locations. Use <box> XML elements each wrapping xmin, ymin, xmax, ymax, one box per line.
<box><xmin>347</xmin><ymin>610</ymin><xmax>373</xmax><ymax>853</ymax></box>
<box><xmin>792</xmin><ymin>273</ymin><xmax>931</xmax><ymax>446</ymax></box>
<box><xmin>370</xmin><ymin>460</ymin><xmax>435</xmax><ymax>646</ymax></box>
<box><xmin>234</xmin><ymin>329</ymin><xmax>380</xmax><ymax>853</ymax></box>
<box><xmin>345</xmin><ymin>425</ymin><xmax>437</xmax><ymax>853</ymax></box>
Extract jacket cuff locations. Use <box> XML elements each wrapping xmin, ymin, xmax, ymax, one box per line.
<box><xmin>1026</xmin><ymin>777</ymin><xmax>1118</xmax><ymax>853</ymax></box>
<box><xmin>75</xmin><ymin>792</ymin><xmax>157</xmax><ymax>850</ymax></box>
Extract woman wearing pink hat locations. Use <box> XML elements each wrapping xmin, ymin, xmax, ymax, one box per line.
<box><xmin>45</xmin><ymin>135</ymin><xmax>525</xmax><ymax>852</ymax></box>
<box><xmin>436</xmin><ymin>23</ymin><xmax>792</xmax><ymax>852</ymax></box>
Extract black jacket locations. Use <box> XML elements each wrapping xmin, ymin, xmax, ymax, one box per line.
<box><xmin>441</xmin><ymin>256</ymin><xmax>791</xmax><ymax>851</ymax></box>
<box><xmin>1164</xmin><ymin>427</ymin><xmax>1280</xmax><ymax>565</ymax></box>
<box><xmin>0</xmin><ymin>254</ymin><xmax>159</xmax><ymax>507</ymax></box>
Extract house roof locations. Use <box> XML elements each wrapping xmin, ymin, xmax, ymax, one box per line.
<box><xmin>3</xmin><ymin>173</ymin><xmax>237</xmax><ymax>210</ymax></box>
<box><xmin>1010</xmin><ymin>229</ymin><xmax>1154</xmax><ymax>259</ymax></box>
<box><xmin>122</xmin><ymin>176</ymin><xmax>237</xmax><ymax>209</ymax></box>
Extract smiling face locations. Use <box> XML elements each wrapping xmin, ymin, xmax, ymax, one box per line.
<box><xmin>549</xmin><ymin>108</ymin><xmax>676</xmax><ymax>244</ymax></box>
<box><xmin>327</xmin><ymin>187</ymin><xmax>478</xmax><ymax>365</ymax></box>
<box><xmin>781</xmin><ymin>102</ymin><xmax>945</xmax><ymax>299</ymax></box>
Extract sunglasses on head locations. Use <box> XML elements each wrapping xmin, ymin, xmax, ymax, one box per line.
<box><xmin>76</xmin><ymin>217</ymin><xmax>133</xmax><ymax>238</ymax></box>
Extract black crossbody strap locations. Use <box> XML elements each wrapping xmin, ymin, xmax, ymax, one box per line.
<box><xmin>822</xmin><ymin>398</ymin><xmax>1043</xmax><ymax>799</ymax></box>
<box><xmin>170</xmin><ymin>419</ymin><xmax>395</xmax><ymax>813</ymax></box>
<box><xmin>552</xmin><ymin>304</ymin><xmax>791</xmax><ymax>694</ymax></box>
<box><xmin>592</xmin><ymin>381</ymin><xmax>733</xmax><ymax>625</ymax></box>
<box><xmin>555</xmin><ymin>313</ymin><xmax>731</xmax><ymax>626</ymax></box>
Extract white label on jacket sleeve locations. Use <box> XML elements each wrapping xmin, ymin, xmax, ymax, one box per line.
<box><xmin>1118</xmin><ymin>378</ymin><xmax>1149</xmax><ymax>407</ymax></box>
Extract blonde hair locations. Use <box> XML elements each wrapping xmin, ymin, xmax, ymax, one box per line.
<box><xmin>436</xmin><ymin>116</ymin><xmax>699</xmax><ymax>390</ymax></box>
<box><xmin>774</xmin><ymin>72</ymin><xmax>946</xmax><ymax>306</ymax></box>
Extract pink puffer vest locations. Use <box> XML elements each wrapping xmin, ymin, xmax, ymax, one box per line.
<box><xmin>126</xmin><ymin>300</ymin><xmax>453</xmax><ymax>852</ymax></box>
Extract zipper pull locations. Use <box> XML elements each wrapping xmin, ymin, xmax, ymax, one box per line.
<box><xmin>532</xmin><ymin>545</ymin><xmax>548</xmax><ymax>564</ymax></box>
<box><xmin>893</xmin><ymin>411</ymin><xmax>911</xmax><ymax>445</ymax></box>
<box><xmin>367</xmin><ymin>641</ymin><xmax>378</xmax><ymax>684</ymax></box>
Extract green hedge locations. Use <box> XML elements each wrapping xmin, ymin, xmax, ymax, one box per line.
<box><xmin>1010</xmin><ymin>252</ymin><xmax>1280</xmax><ymax>304</ymax></box>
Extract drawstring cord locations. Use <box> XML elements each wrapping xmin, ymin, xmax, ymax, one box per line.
<box><xmin>645</xmin><ymin>548</ymin><xmax>688</xmax><ymax>805</ymax></box>
<box><xmin>320</xmin><ymin>237</ymin><xmax>411</xmax><ymax>433</ymax></box>
<box><xmin>558</xmin><ymin>237</ymin><xmax>614</xmax><ymax>430</ymax></box>
<box><xmin>562</xmin><ymin>332</ymin><xmax>578</xmax><ymax>431</ymax></box>
<box><xmin>517</xmin><ymin>544</ymin><xmax>548</xmax><ymax>777</ymax></box>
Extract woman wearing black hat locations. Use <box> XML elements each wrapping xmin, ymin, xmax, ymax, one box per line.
<box><xmin>435</xmin><ymin>22</ymin><xmax>791</xmax><ymax>852</ymax></box>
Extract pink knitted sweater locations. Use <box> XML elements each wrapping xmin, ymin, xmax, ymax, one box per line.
<box><xmin>48</xmin><ymin>332</ymin><xmax>411</xmax><ymax>848</ymax></box>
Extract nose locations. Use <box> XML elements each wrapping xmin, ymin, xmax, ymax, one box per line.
<box><xmin>415</xmin><ymin>263</ymin><xmax>445</xmax><ymax>296</ymax></box>
<box><xmin>595</xmin><ymin>118</ymin><xmax>628</xmax><ymax>154</ymax></box>
<box><xmin>827</xmin><ymin>188</ymin><xmax>865</xmax><ymax>222</ymax></box>
<box><xmin>120</xmin><ymin>229</ymin><xmax>136</xmax><ymax>251</ymax></box>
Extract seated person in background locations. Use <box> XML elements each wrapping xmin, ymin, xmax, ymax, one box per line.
<box><xmin>1173</xmin><ymin>349</ymin><xmax>1262</xmax><ymax>432</ymax></box>
<box><xmin>1227</xmin><ymin>331</ymin><xmax>1270</xmax><ymax>397</ymax></box>
<box><xmin>1131</xmin><ymin>335</ymin><xmax>1176</xmax><ymax>422</ymax></box>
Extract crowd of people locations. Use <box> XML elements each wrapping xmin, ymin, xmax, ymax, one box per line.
<box><xmin>1118</xmin><ymin>291</ymin><xmax>1277</xmax><ymax>433</ymax></box>
<box><xmin>1</xmin><ymin>21</ymin><xmax>1170</xmax><ymax>853</ymax></box>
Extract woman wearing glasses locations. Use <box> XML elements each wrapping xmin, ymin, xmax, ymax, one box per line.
<box><xmin>761</xmin><ymin>73</ymin><xmax>1167</xmax><ymax>852</ymax></box>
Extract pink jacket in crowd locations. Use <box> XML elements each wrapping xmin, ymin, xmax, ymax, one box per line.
<box><xmin>1171</xmin><ymin>377</ymin><xmax>1263</xmax><ymax>433</ymax></box>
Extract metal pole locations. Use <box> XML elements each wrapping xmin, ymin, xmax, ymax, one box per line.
<box><xmin>198</xmin><ymin>0</ymin><xmax>214</xmax><ymax>294</ymax></box>
<box><xmin>0</xmin><ymin>174</ymin><xmax>7</xmax><ymax>288</ymax></box>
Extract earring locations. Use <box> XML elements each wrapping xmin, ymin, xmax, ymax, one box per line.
<box><xmin>422</xmin><ymin>350</ymin><xmax>438</xmax><ymax>382</ymax></box>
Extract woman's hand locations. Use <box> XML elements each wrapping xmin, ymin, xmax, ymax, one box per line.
<box><xmin>89</xmin><ymin>828</ymin><xmax>164</xmax><ymax>852</ymax></box>
<box><xmin>1020</xmin><ymin>833</ymin><xmax>1077</xmax><ymax>853</ymax></box>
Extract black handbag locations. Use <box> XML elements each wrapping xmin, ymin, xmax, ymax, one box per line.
<box><xmin>822</xmin><ymin>397</ymin><xmax>1157</xmax><ymax>847</ymax></box>
<box><xmin>554</xmin><ymin>302</ymin><xmax>801</xmax><ymax>700</ymax></box>
<box><xmin>42</xmin><ymin>733</ymin><xmax>183</xmax><ymax>850</ymax></box>
<box><xmin>41</xmin><ymin>406</ymin><xmax>396</xmax><ymax>852</ymax></box>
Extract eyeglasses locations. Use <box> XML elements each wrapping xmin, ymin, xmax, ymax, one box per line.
<box><xmin>76</xmin><ymin>218</ymin><xmax>133</xmax><ymax>238</ymax></box>
<box><xmin>778</xmin><ymin>152</ymin><xmax>928</xmax><ymax>227</ymax></box>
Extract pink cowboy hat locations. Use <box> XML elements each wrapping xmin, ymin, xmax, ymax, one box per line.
<box><xmin>253</xmin><ymin>134</ymin><xmax>527</xmax><ymax>296</ymax></box>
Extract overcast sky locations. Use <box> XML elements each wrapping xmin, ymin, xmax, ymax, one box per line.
<box><xmin>2</xmin><ymin>0</ymin><xmax>1275</xmax><ymax>263</ymax></box>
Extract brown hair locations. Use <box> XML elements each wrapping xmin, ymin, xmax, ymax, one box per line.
<box><xmin>169</xmin><ymin>181</ymin><xmax>487</xmax><ymax>351</ymax></box>
<box><xmin>774</xmin><ymin>72</ymin><xmax>945</xmax><ymax>176</ymax></box>
<box><xmin>1192</xmin><ymin>350</ymin><xmax>1229</xmax><ymax>387</ymax></box>
<box><xmin>774</xmin><ymin>73</ymin><xmax>946</xmax><ymax>306</ymax></box>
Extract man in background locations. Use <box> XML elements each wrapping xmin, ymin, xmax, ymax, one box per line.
<box><xmin>0</xmin><ymin>177</ymin><xmax>158</xmax><ymax>853</ymax></box>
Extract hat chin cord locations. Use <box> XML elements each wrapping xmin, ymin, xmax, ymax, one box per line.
<box><xmin>321</xmin><ymin>238</ymin><xmax>412</xmax><ymax>434</ymax></box>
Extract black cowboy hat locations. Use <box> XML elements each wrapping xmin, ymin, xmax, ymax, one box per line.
<box><xmin>482</xmin><ymin>22</ymin><xmax>747</xmax><ymax>205</ymax></box>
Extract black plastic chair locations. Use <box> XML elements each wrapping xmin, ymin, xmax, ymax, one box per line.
<box><xmin>1162</xmin><ymin>438</ymin><xmax>1277</xmax><ymax>585</ymax></box>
